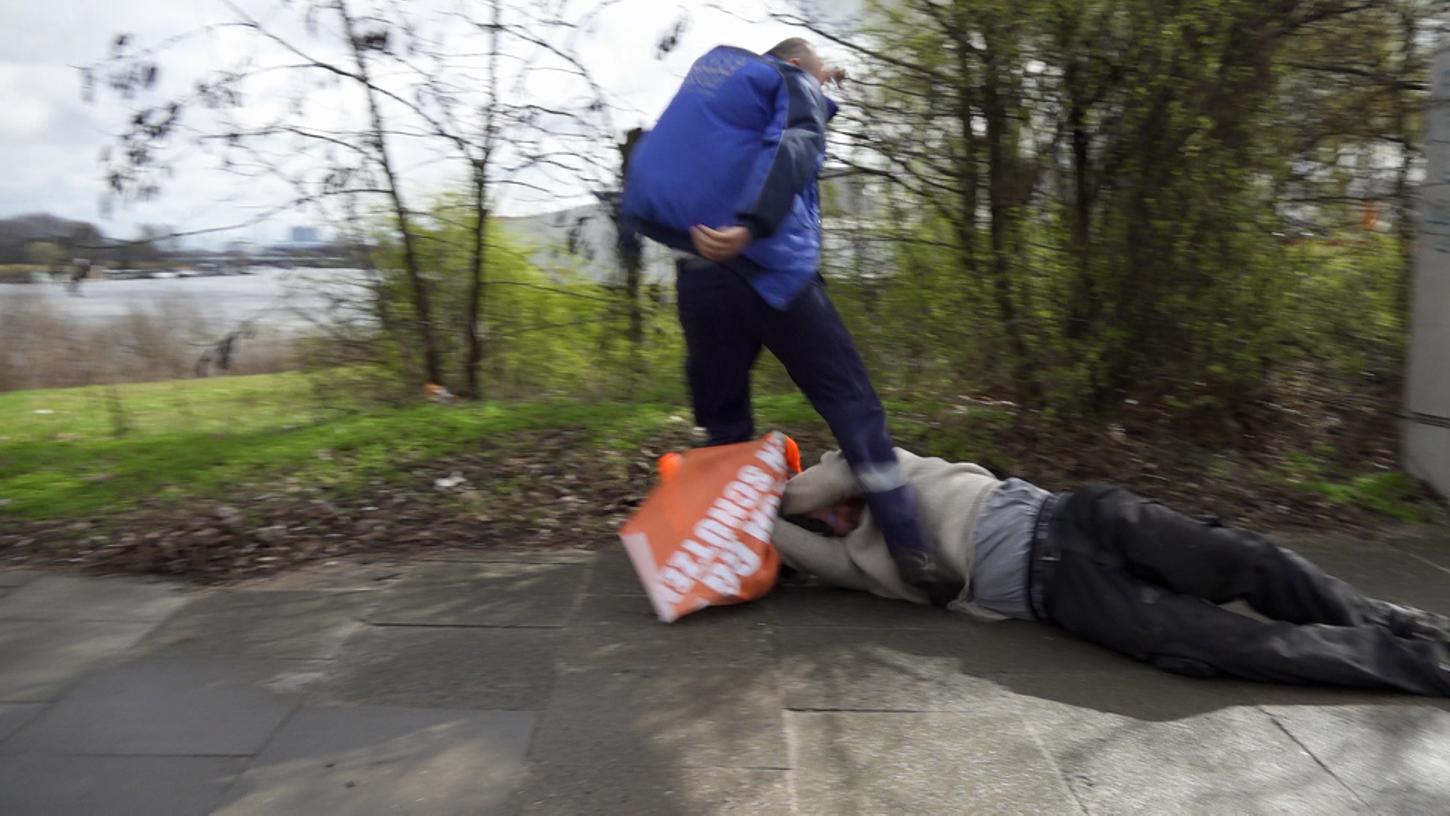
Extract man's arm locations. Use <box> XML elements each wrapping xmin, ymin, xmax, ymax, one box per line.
<box><xmin>772</xmin><ymin>521</ymin><xmax>875</xmax><ymax>593</ymax></box>
<box><xmin>773</xmin><ymin>514</ymin><xmax>930</xmax><ymax>605</ymax></box>
<box><xmin>735</xmin><ymin>69</ymin><xmax>830</xmax><ymax>240</ymax></box>
<box><xmin>783</xmin><ymin>448</ymin><xmax>997</xmax><ymax>518</ymax></box>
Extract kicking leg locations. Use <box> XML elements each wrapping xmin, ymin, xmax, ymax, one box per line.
<box><xmin>761</xmin><ymin>280</ymin><xmax>938</xmax><ymax>592</ymax></box>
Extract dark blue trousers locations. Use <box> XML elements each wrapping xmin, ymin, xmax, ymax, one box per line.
<box><xmin>675</xmin><ymin>258</ymin><xmax>930</xmax><ymax>559</ymax></box>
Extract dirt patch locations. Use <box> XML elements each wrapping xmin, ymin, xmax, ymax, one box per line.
<box><xmin>0</xmin><ymin>425</ymin><xmax>694</xmax><ymax>583</ymax></box>
<box><xmin>2</xmin><ymin>397</ymin><xmax>1444</xmax><ymax>584</ymax></box>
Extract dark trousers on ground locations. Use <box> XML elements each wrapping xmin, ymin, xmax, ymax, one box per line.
<box><xmin>675</xmin><ymin>258</ymin><xmax>927</xmax><ymax>556</ymax></box>
<box><xmin>1034</xmin><ymin>486</ymin><xmax>1450</xmax><ymax>696</ymax></box>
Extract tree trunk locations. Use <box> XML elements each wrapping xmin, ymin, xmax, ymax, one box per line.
<box><xmin>1064</xmin><ymin>51</ymin><xmax>1107</xmax><ymax>413</ymax></box>
<box><xmin>618</xmin><ymin>128</ymin><xmax>646</xmax><ymax>380</ymax></box>
<box><xmin>951</xmin><ymin>24</ymin><xmax>978</xmax><ymax>273</ymax></box>
<box><xmin>463</xmin><ymin>159</ymin><xmax>490</xmax><ymax>400</ymax></box>
<box><xmin>463</xmin><ymin>0</ymin><xmax>502</xmax><ymax>400</ymax></box>
<box><xmin>1391</xmin><ymin>1</ymin><xmax>1419</xmax><ymax>322</ymax></box>
<box><xmin>981</xmin><ymin>37</ymin><xmax>1034</xmax><ymax>403</ymax></box>
<box><xmin>948</xmin><ymin>6</ymin><xmax>982</xmax><ymax>383</ymax></box>
<box><xmin>1065</xmin><ymin>57</ymin><xmax>1096</xmax><ymax>343</ymax></box>
<box><xmin>339</xmin><ymin>0</ymin><xmax>444</xmax><ymax>388</ymax></box>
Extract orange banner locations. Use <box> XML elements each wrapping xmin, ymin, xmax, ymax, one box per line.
<box><xmin>618</xmin><ymin>432</ymin><xmax>793</xmax><ymax>622</ymax></box>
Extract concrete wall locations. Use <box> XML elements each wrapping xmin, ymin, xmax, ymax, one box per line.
<box><xmin>1404</xmin><ymin>42</ymin><xmax>1450</xmax><ymax>498</ymax></box>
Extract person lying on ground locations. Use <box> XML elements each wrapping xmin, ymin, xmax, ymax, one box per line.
<box><xmin>772</xmin><ymin>448</ymin><xmax>1450</xmax><ymax>696</ymax></box>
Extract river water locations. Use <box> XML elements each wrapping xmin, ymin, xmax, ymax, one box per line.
<box><xmin>0</xmin><ymin>267</ymin><xmax>358</xmax><ymax>330</ymax></box>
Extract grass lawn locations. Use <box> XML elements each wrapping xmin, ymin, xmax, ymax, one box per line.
<box><xmin>0</xmin><ymin>372</ymin><xmax>826</xmax><ymax>521</ymax></box>
<box><xmin>2</xmin><ymin>372</ymin><xmax>1438</xmax><ymax>528</ymax></box>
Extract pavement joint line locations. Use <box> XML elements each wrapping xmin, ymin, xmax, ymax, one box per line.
<box><xmin>0</xmin><ymin>705</ymin><xmax>51</xmax><ymax>748</ymax></box>
<box><xmin>518</xmin><ymin>709</ymin><xmax>551</xmax><ymax>770</ymax></box>
<box><xmin>1012</xmin><ymin>697</ymin><xmax>1092</xmax><ymax>816</ymax></box>
<box><xmin>562</xmin><ymin>558</ymin><xmax>594</xmax><ymax>623</ymax></box>
<box><xmin>1383</xmin><ymin>542</ymin><xmax>1450</xmax><ymax>578</ymax></box>
<box><xmin>211</xmin><ymin>695</ymin><xmax>308</xmax><ymax>802</ymax></box>
<box><xmin>1262</xmin><ymin>707</ymin><xmax>1372</xmax><ymax>812</ymax></box>
<box><xmin>782</xmin><ymin>707</ymin><xmax>804</xmax><ymax>815</ymax></box>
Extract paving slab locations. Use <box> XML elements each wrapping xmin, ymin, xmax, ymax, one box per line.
<box><xmin>788</xmin><ymin>709</ymin><xmax>1080</xmax><ymax>815</ymax></box>
<box><xmin>214</xmin><ymin>706</ymin><xmax>535</xmax><ymax>816</ymax></box>
<box><xmin>0</xmin><ymin>574</ymin><xmax>190</xmax><ymax>622</ymax></box>
<box><xmin>777</xmin><ymin>626</ymin><xmax>1012</xmax><ymax>711</ymax></box>
<box><xmin>562</xmin><ymin>622</ymin><xmax>774</xmax><ymax>670</ymax></box>
<box><xmin>0</xmin><ymin>703</ymin><xmax>46</xmax><ymax>743</ymax></box>
<box><xmin>764</xmin><ymin>585</ymin><xmax>964</xmax><ymax>629</ymax></box>
<box><xmin>991</xmin><ymin>662</ymin><xmax>1258</xmax><ymax>722</ymax></box>
<box><xmin>0</xmin><ymin>755</ymin><xmax>248</xmax><ymax>816</ymax></box>
<box><xmin>1248</xmin><ymin>685</ymin><xmax>1450</xmax><ymax>814</ymax></box>
<box><xmin>561</xmin><ymin>592</ymin><xmax>774</xmax><ymax>669</ymax></box>
<box><xmin>0</xmin><ymin>620</ymin><xmax>157</xmax><ymax>702</ymax></box>
<box><xmin>528</xmin><ymin>666</ymin><xmax>787</xmax><ymax>769</ymax></box>
<box><xmin>782</xmin><ymin>615</ymin><xmax>1130</xmax><ymax>681</ymax></box>
<box><xmin>1288</xmin><ymin>540</ymin><xmax>1450</xmax><ymax>615</ymax></box>
<box><xmin>585</xmin><ymin>547</ymin><xmax>647</xmax><ymax>596</ymax></box>
<box><xmin>0</xmin><ymin>535</ymin><xmax>1443</xmax><ymax>815</ymax></box>
<box><xmin>953</xmin><ymin>619</ymin><xmax>1149</xmax><ymax>676</ymax></box>
<box><xmin>1011</xmin><ymin>671</ymin><xmax>1364</xmax><ymax>815</ymax></box>
<box><xmin>0</xmin><ymin>570</ymin><xmax>39</xmax><ymax>588</ymax></box>
<box><xmin>420</xmin><ymin>546</ymin><xmax>595</xmax><ymax>565</ymax></box>
<box><xmin>512</xmin><ymin>764</ymin><xmax>792</xmax><ymax>816</ymax></box>
<box><xmin>141</xmin><ymin>590</ymin><xmax>374</xmax><ymax>660</ymax></box>
<box><xmin>5</xmin><ymin>658</ymin><xmax>317</xmax><ymax>755</ymax></box>
<box><xmin>570</xmin><ymin>590</ymin><xmax>774</xmax><ymax>629</ymax></box>
<box><xmin>309</xmin><ymin>625</ymin><xmax>559</xmax><ymax>709</ymax></box>
<box><xmin>234</xmin><ymin>561</ymin><xmax>407</xmax><ymax>592</ymax></box>
<box><xmin>1382</xmin><ymin>526</ymin><xmax>1450</xmax><ymax>572</ymax></box>
<box><xmin>368</xmin><ymin>561</ymin><xmax>586</xmax><ymax>627</ymax></box>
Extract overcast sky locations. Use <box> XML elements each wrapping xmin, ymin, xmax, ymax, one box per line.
<box><xmin>0</xmin><ymin>0</ymin><xmax>857</xmax><ymax>246</ymax></box>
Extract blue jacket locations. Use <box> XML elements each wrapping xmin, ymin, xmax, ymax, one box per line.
<box><xmin>622</xmin><ymin>46</ymin><xmax>838</xmax><ymax>309</ymax></box>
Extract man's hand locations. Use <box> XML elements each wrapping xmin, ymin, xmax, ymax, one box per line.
<box><xmin>823</xmin><ymin>65</ymin><xmax>847</xmax><ymax>88</ymax></box>
<box><xmin>690</xmin><ymin>225</ymin><xmax>752</xmax><ymax>262</ymax></box>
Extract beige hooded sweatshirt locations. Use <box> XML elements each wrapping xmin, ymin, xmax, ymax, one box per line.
<box><xmin>771</xmin><ymin>448</ymin><xmax>1003</xmax><ymax>613</ymax></box>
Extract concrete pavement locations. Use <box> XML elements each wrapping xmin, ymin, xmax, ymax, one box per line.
<box><xmin>0</xmin><ymin>529</ymin><xmax>1447</xmax><ymax>815</ymax></box>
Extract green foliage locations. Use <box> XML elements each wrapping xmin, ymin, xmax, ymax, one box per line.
<box><xmin>1307</xmin><ymin>472</ymin><xmax>1428</xmax><ymax>523</ymax></box>
<box><xmin>361</xmin><ymin>198</ymin><xmax>684</xmax><ymax>402</ymax></box>
<box><xmin>24</xmin><ymin>241</ymin><xmax>65</xmax><ymax>270</ymax></box>
<box><xmin>326</xmin><ymin>1</ymin><xmax>1431</xmax><ymax>439</ymax></box>
<box><xmin>1282</xmin><ymin>234</ymin><xmax>1406</xmax><ymax>377</ymax></box>
<box><xmin>822</xmin><ymin>0</ymin><xmax>1428</xmax><ymax>423</ymax></box>
<box><xmin>1277</xmin><ymin>449</ymin><xmax>1432</xmax><ymax>522</ymax></box>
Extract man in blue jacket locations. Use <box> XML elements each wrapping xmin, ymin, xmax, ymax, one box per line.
<box><xmin>623</xmin><ymin>38</ymin><xmax>941</xmax><ymax>593</ymax></box>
